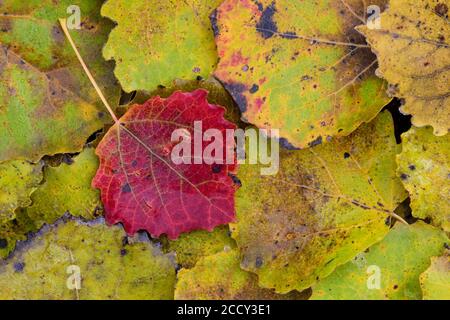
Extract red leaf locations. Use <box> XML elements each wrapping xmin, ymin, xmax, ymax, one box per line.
<box><xmin>92</xmin><ymin>90</ymin><xmax>238</xmax><ymax>239</ymax></box>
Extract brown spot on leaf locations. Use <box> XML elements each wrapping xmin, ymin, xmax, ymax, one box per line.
<box><xmin>435</xmin><ymin>3</ymin><xmax>448</xmax><ymax>16</ymax></box>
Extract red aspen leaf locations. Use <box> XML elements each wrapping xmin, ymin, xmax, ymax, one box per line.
<box><xmin>92</xmin><ymin>90</ymin><xmax>238</xmax><ymax>239</ymax></box>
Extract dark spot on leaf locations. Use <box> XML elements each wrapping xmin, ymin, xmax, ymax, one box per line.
<box><xmin>120</xmin><ymin>249</ymin><xmax>128</xmax><ymax>256</ymax></box>
<box><xmin>256</xmin><ymin>2</ymin><xmax>278</xmax><ymax>39</ymax></box>
<box><xmin>209</xmin><ymin>9</ymin><xmax>220</xmax><ymax>37</ymax></box>
<box><xmin>309</xmin><ymin>136</ymin><xmax>323</xmax><ymax>147</ymax></box>
<box><xmin>62</xmin><ymin>154</ymin><xmax>74</xmax><ymax>165</ymax></box>
<box><xmin>121</xmin><ymin>183</ymin><xmax>132</xmax><ymax>193</ymax></box>
<box><xmin>131</xmin><ymin>160</ymin><xmax>138</xmax><ymax>167</ymax></box>
<box><xmin>212</xmin><ymin>164</ymin><xmax>222</xmax><ymax>173</ymax></box>
<box><xmin>393</xmin><ymin>284</ymin><xmax>398</xmax><ymax>290</ymax></box>
<box><xmin>385</xmin><ymin>217</ymin><xmax>392</xmax><ymax>226</ymax></box>
<box><xmin>400</xmin><ymin>173</ymin><xmax>409</xmax><ymax>181</ymax></box>
<box><xmin>344</xmin><ymin>152</ymin><xmax>350</xmax><ymax>159</ymax></box>
<box><xmin>408</xmin><ymin>165</ymin><xmax>416</xmax><ymax>171</ymax></box>
<box><xmin>249</xmin><ymin>84</ymin><xmax>259</xmax><ymax>94</ymax></box>
<box><xmin>223</xmin><ymin>82</ymin><xmax>248</xmax><ymax>112</ymax></box>
<box><xmin>255</xmin><ymin>256</ymin><xmax>263</xmax><ymax>268</ymax></box>
<box><xmin>255</xmin><ymin>1</ymin><xmax>264</xmax><ymax>11</ymax></box>
<box><xmin>14</xmin><ymin>262</ymin><xmax>25</xmax><ymax>272</ymax></box>
<box><xmin>0</xmin><ymin>238</ymin><xmax>7</xmax><ymax>249</ymax></box>
<box><xmin>279</xmin><ymin>137</ymin><xmax>300</xmax><ymax>150</ymax></box>
<box><xmin>435</xmin><ymin>3</ymin><xmax>448</xmax><ymax>16</ymax></box>
<box><xmin>228</xmin><ymin>173</ymin><xmax>241</xmax><ymax>187</ymax></box>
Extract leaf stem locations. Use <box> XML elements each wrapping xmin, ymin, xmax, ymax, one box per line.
<box><xmin>58</xmin><ymin>18</ymin><xmax>119</xmax><ymax>123</ymax></box>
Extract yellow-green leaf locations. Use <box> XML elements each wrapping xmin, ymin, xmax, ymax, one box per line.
<box><xmin>357</xmin><ymin>0</ymin><xmax>450</xmax><ymax>136</ymax></box>
<box><xmin>161</xmin><ymin>225</ymin><xmax>236</xmax><ymax>269</ymax></box>
<box><xmin>175</xmin><ymin>249</ymin><xmax>306</xmax><ymax>300</ymax></box>
<box><xmin>420</xmin><ymin>252</ymin><xmax>450</xmax><ymax>300</ymax></box>
<box><xmin>25</xmin><ymin>148</ymin><xmax>101</xmax><ymax>230</ymax></box>
<box><xmin>214</xmin><ymin>0</ymin><xmax>390</xmax><ymax>148</ymax></box>
<box><xmin>0</xmin><ymin>161</ymin><xmax>43</xmax><ymax>258</ymax></box>
<box><xmin>0</xmin><ymin>219</ymin><xmax>176</xmax><ymax>299</ymax></box>
<box><xmin>311</xmin><ymin>222</ymin><xmax>449</xmax><ymax>300</ymax></box>
<box><xmin>397</xmin><ymin>127</ymin><xmax>450</xmax><ymax>232</ymax></box>
<box><xmin>102</xmin><ymin>0</ymin><xmax>221</xmax><ymax>92</ymax></box>
<box><xmin>233</xmin><ymin>111</ymin><xmax>407</xmax><ymax>293</ymax></box>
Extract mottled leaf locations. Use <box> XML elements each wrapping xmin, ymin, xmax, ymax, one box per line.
<box><xmin>233</xmin><ymin>111</ymin><xmax>407</xmax><ymax>293</ymax></box>
<box><xmin>357</xmin><ymin>0</ymin><xmax>450</xmax><ymax>136</ymax></box>
<box><xmin>161</xmin><ymin>225</ymin><xmax>236</xmax><ymax>269</ymax></box>
<box><xmin>0</xmin><ymin>219</ymin><xmax>176</xmax><ymax>299</ymax></box>
<box><xmin>93</xmin><ymin>90</ymin><xmax>238</xmax><ymax>239</ymax></box>
<box><xmin>102</xmin><ymin>0</ymin><xmax>221</xmax><ymax>92</ymax></box>
<box><xmin>213</xmin><ymin>0</ymin><xmax>390</xmax><ymax>148</ymax></box>
<box><xmin>0</xmin><ymin>0</ymin><xmax>120</xmax><ymax>162</ymax></box>
<box><xmin>397</xmin><ymin>127</ymin><xmax>449</xmax><ymax>232</ymax></box>
<box><xmin>311</xmin><ymin>222</ymin><xmax>449</xmax><ymax>300</ymax></box>
<box><xmin>175</xmin><ymin>249</ymin><xmax>307</xmax><ymax>300</ymax></box>
<box><xmin>420</xmin><ymin>252</ymin><xmax>450</xmax><ymax>300</ymax></box>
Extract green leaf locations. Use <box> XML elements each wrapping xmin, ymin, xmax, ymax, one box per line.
<box><xmin>102</xmin><ymin>0</ymin><xmax>221</xmax><ymax>92</ymax></box>
<box><xmin>25</xmin><ymin>148</ymin><xmax>101</xmax><ymax>230</ymax></box>
<box><xmin>175</xmin><ymin>249</ymin><xmax>307</xmax><ymax>300</ymax></box>
<box><xmin>0</xmin><ymin>219</ymin><xmax>176</xmax><ymax>299</ymax></box>
<box><xmin>0</xmin><ymin>0</ymin><xmax>120</xmax><ymax>162</ymax></box>
<box><xmin>233</xmin><ymin>111</ymin><xmax>407</xmax><ymax>293</ymax></box>
<box><xmin>161</xmin><ymin>225</ymin><xmax>236</xmax><ymax>269</ymax></box>
<box><xmin>397</xmin><ymin>127</ymin><xmax>450</xmax><ymax>232</ymax></box>
<box><xmin>311</xmin><ymin>222</ymin><xmax>449</xmax><ymax>300</ymax></box>
<box><xmin>213</xmin><ymin>0</ymin><xmax>390</xmax><ymax>148</ymax></box>
<box><xmin>420</xmin><ymin>252</ymin><xmax>450</xmax><ymax>300</ymax></box>
<box><xmin>0</xmin><ymin>161</ymin><xmax>43</xmax><ymax>258</ymax></box>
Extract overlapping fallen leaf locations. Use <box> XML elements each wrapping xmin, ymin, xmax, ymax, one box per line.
<box><xmin>214</xmin><ymin>0</ymin><xmax>390</xmax><ymax>148</ymax></box>
<box><xmin>0</xmin><ymin>0</ymin><xmax>120</xmax><ymax>162</ymax></box>
<box><xmin>232</xmin><ymin>111</ymin><xmax>407</xmax><ymax>293</ymax></box>
<box><xmin>397</xmin><ymin>127</ymin><xmax>450</xmax><ymax>232</ymax></box>
<box><xmin>311</xmin><ymin>222</ymin><xmax>448</xmax><ymax>299</ymax></box>
<box><xmin>0</xmin><ymin>219</ymin><xmax>176</xmax><ymax>299</ymax></box>
<box><xmin>357</xmin><ymin>0</ymin><xmax>450</xmax><ymax>136</ymax></box>
<box><xmin>93</xmin><ymin>90</ymin><xmax>238</xmax><ymax>239</ymax></box>
<box><xmin>102</xmin><ymin>0</ymin><xmax>221</xmax><ymax>92</ymax></box>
